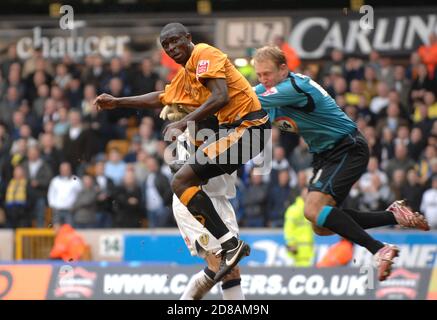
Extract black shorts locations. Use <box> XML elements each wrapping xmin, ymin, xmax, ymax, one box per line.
<box><xmin>189</xmin><ymin>110</ymin><xmax>271</xmax><ymax>181</ymax></box>
<box><xmin>308</xmin><ymin>130</ymin><xmax>369</xmax><ymax>205</ymax></box>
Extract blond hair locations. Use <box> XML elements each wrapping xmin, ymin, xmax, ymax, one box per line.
<box><xmin>253</xmin><ymin>46</ymin><xmax>287</xmax><ymax>68</ymax></box>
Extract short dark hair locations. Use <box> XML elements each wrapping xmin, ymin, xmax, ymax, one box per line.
<box><xmin>160</xmin><ymin>23</ymin><xmax>189</xmax><ymax>36</ymax></box>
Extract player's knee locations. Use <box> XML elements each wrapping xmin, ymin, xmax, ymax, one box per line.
<box><xmin>312</xmin><ymin>224</ymin><xmax>335</xmax><ymax>236</ymax></box>
<box><xmin>171</xmin><ymin>170</ymin><xmax>187</xmax><ymax>196</ymax></box>
<box><xmin>304</xmin><ymin>205</ymin><xmax>319</xmax><ymax>223</ymax></box>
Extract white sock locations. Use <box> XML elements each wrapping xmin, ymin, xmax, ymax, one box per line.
<box><xmin>221</xmin><ymin>279</ymin><xmax>245</xmax><ymax>300</ymax></box>
<box><xmin>180</xmin><ymin>268</ymin><xmax>215</xmax><ymax>300</ymax></box>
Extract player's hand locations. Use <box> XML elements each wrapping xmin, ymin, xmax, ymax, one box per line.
<box><xmin>93</xmin><ymin>93</ymin><xmax>118</xmax><ymax>111</ymax></box>
<box><xmin>163</xmin><ymin>119</ymin><xmax>187</xmax><ymax>140</ymax></box>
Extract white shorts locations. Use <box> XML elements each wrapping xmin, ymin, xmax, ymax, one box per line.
<box><xmin>172</xmin><ymin>194</ymin><xmax>239</xmax><ymax>258</ymax></box>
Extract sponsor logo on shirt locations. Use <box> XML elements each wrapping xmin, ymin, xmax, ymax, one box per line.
<box><xmin>260</xmin><ymin>87</ymin><xmax>278</xmax><ymax>96</ymax></box>
<box><xmin>274</xmin><ymin>116</ymin><xmax>298</xmax><ymax>133</ymax></box>
<box><xmin>196</xmin><ymin>60</ymin><xmax>210</xmax><ymax>75</ymax></box>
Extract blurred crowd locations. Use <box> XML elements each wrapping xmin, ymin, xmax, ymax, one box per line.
<box><xmin>0</xmin><ymin>33</ymin><xmax>436</xmax><ymax>230</ymax></box>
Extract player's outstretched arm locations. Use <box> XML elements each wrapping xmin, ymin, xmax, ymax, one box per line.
<box><xmin>162</xmin><ymin>78</ymin><xmax>228</xmax><ymax>137</ymax></box>
<box><xmin>93</xmin><ymin>91</ymin><xmax>164</xmax><ymax>111</ymax></box>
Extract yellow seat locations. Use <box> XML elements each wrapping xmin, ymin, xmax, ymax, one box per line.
<box><xmin>126</xmin><ymin>127</ymin><xmax>139</xmax><ymax>141</ymax></box>
<box><xmin>106</xmin><ymin>139</ymin><xmax>130</xmax><ymax>157</ymax></box>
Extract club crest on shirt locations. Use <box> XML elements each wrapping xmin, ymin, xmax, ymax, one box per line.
<box><xmin>260</xmin><ymin>87</ymin><xmax>278</xmax><ymax>96</ymax></box>
<box><xmin>199</xmin><ymin>233</ymin><xmax>209</xmax><ymax>246</ymax></box>
<box><xmin>197</xmin><ymin>60</ymin><xmax>210</xmax><ymax>75</ymax></box>
<box><xmin>274</xmin><ymin>116</ymin><xmax>298</xmax><ymax>133</ymax></box>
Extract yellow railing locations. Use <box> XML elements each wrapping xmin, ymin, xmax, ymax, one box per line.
<box><xmin>15</xmin><ymin>228</ymin><xmax>56</xmax><ymax>260</ymax></box>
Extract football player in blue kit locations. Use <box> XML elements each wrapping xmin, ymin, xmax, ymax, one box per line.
<box><xmin>253</xmin><ymin>46</ymin><xmax>430</xmax><ymax>281</ymax></box>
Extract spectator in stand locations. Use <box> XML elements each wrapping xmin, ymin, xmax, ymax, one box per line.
<box><xmin>267</xmin><ymin>169</ymin><xmax>292</xmax><ymax>227</ymax></box>
<box><xmin>375</xmin><ymin>102</ymin><xmax>409</xmax><ymax>137</ymax></box>
<box><xmin>411</xmin><ymin>64</ymin><xmax>436</xmax><ymax>101</ymax></box>
<box><xmin>81</xmin><ymin>54</ymin><xmax>105</xmax><ymax>90</ymax></box>
<box><xmin>424</xmin><ymin>159</ymin><xmax>437</xmax><ymax>190</ymax></box>
<box><xmin>104</xmin><ymin>148</ymin><xmax>127</xmax><ymax>186</ymax></box>
<box><xmin>413</xmin><ymin>101</ymin><xmax>434</xmax><ymax>137</ymax></box>
<box><xmin>241</xmin><ymin>169</ymin><xmax>269</xmax><ymax>227</ymax></box>
<box><xmin>50</xmin><ymin>84</ymin><xmax>70</xmax><ymax>109</ymax></box>
<box><xmin>102</xmin><ymin>57</ymin><xmax>130</xmax><ymax>95</ymax></box>
<box><xmin>19</xmin><ymin>100</ymin><xmax>40</xmax><ymax>136</ymax></box>
<box><xmin>289</xmin><ymin>137</ymin><xmax>313</xmax><ymax>172</ymax></box>
<box><xmin>406</xmin><ymin>52</ymin><xmax>422</xmax><ymax>81</ymax></box>
<box><xmin>390</xmin><ymin>168</ymin><xmax>407</xmax><ymax>202</ymax></box>
<box><xmin>94</xmin><ymin>160</ymin><xmax>115</xmax><ymax>228</ymax></box>
<box><xmin>7</xmin><ymin>62</ymin><xmax>25</xmax><ymax>98</ymax></box>
<box><xmin>362</xmin><ymin>65</ymin><xmax>379</xmax><ymax>101</ymax></box>
<box><xmin>362</xmin><ymin>126</ymin><xmax>381</xmax><ymax>160</ymax></box>
<box><xmin>423</xmin><ymin>91</ymin><xmax>437</xmax><ymax>120</ymax></box>
<box><xmin>345</xmin><ymin>79</ymin><xmax>364</xmax><ymax>107</ymax></box>
<box><xmin>4</xmin><ymin>165</ymin><xmax>33</xmax><ymax>228</ymax></box>
<box><xmin>32</xmin><ymin>84</ymin><xmax>49</xmax><ymax>119</ymax></box>
<box><xmin>408</xmin><ymin>127</ymin><xmax>427</xmax><ymax>161</ymax></box>
<box><xmin>133</xmin><ymin>57</ymin><xmax>161</xmax><ymax>95</ymax></box>
<box><xmin>62</xmin><ymin>109</ymin><xmax>97</xmax><ymax>174</ymax></box>
<box><xmin>66</xmin><ymin>77</ymin><xmax>83</xmax><ymax>109</ymax></box>
<box><xmin>359</xmin><ymin>156</ymin><xmax>391</xmax><ymax>211</ymax></box>
<box><xmin>377</xmin><ymin>56</ymin><xmax>395</xmax><ymax>89</ymax></box>
<box><xmin>71</xmin><ymin>174</ymin><xmax>98</xmax><ymax>229</ymax></box>
<box><xmin>270</xmin><ymin>145</ymin><xmax>296</xmax><ymax>187</ymax></box>
<box><xmin>0</xmin><ymin>86</ymin><xmax>21</xmax><ymax>127</ymax></box>
<box><xmin>123</xmin><ymin>137</ymin><xmax>142</xmax><ymax>164</ymax></box>
<box><xmin>54</xmin><ymin>63</ymin><xmax>72</xmax><ymax>90</ymax></box>
<box><xmin>417</xmin><ymin>32</ymin><xmax>437</xmax><ymax>81</ymax></box>
<box><xmin>137</xmin><ymin>122</ymin><xmax>158</xmax><ymax>156</ymax></box>
<box><xmin>401</xmin><ymin>169</ymin><xmax>425</xmax><ymax>213</ymax></box>
<box><xmin>385</xmin><ymin>143</ymin><xmax>416</xmax><ymax>180</ymax></box>
<box><xmin>0</xmin><ymin>123</ymin><xmax>11</xmax><ymax>167</ymax></box>
<box><xmin>22</xmin><ymin>146</ymin><xmax>53</xmax><ymax>227</ymax></box>
<box><xmin>1</xmin><ymin>44</ymin><xmax>19</xmax><ymax>78</ymax></box>
<box><xmin>112</xmin><ymin>169</ymin><xmax>143</xmax><ymax>228</ymax></box>
<box><xmin>132</xmin><ymin>149</ymin><xmax>150</xmax><ymax>183</ymax></box>
<box><xmin>81</xmin><ymin>84</ymin><xmax>97</xmax><ymax>117</ymax></box>
<box><xmin>39</xmin><ymin>132</ymin><xmax>63</xmax><ymax>175</ymax></box>
<box><xmin>344</xmin><ymin>56</ymin><xmax>364</xmax><ymax>82</ymax></box>
<box><xmin>10</xmin><ymin>123</ymin><xmax>38</xmax><ymax>155</ymax></box>
<box><xmin>142</xmin><ymin>156</ymin><xmax>173</xmax><ymax>228</ymax></box>
<box><xmin>420</xmin><ymin>175</ymin><xmax>437</xmax><ymax>229</ymax></box>
<box><xmin>1</xmin><ymin>138</ymin><xmax>27</xmax><ymax>184</ymax></box>
<box><xmin>47</xmin><ymin>162</ymin><xmax>82</xmax><ymax>228</ymax></box>
<box><xmin>370</xmin><ymin>82</ymin><xmax>390</xmax><ymax>115</ymax></box>
<box><xmin>416</xmin><ymin>145</ymin><xmax>437</xmax><ymax>185</ymax></box>
<box><xmin>53</xmin><ymin>107</ymin><xmax>70</xmax><ymax>137</ymax></box>
<box><xmin>321</xmin><ymin>48</ymin><xmax>345</xmax><ymax>78</ymax></box>
<box><xmin>331</xmin><ymin>76</ymin><xmax>347</xmax><ymax>100</ymax></box>
<box><xmin>393</xmin><ymin>125</ymin><xmax>410</xmax><ymax>148</ymax></box>
<box><xmin>393</xmin><ymin>65</ymin><xmax>412</xmax><ymax>108</ymax></box>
